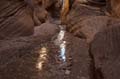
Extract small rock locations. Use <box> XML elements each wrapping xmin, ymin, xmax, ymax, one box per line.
<box><xmin>65</xmin><ymin>70</ymin><xmax>71</xmax><ymax>75</ymax></box>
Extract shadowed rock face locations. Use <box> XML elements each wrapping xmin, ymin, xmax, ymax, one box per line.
<box><xmin>91</xmin><ymin>22</ymin><xmax>120</xmax><ymax>79</ymax></box>
<box><xmin>0</xmin><ymin>0</ymin><xmax>34</xmax><ymax>39</ymax></box>
<box><xmin>87</xmin><ymin>0</ymin><xmax>106</xmax><ymax>4</ymax></box>
<box><xmin>0</xmin><ymin>0</ymin><xmax>58</xmax><ymax>39</ymax></box>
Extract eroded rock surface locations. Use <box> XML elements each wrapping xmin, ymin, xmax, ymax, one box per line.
<box><xmin>91</xmin><ymin>23</ymin><xmax>120</xmax><ymax>79</ymax></box>
<box><xmin>0</xmin><ymin>0</ymin><xmax>59</xmax><ymax>39</ymax></box>
<box><xmin>0</xmin><ymin>0</ymin><xmax>34</xmax><ymax>39</ymax></box>
<box><xmin>66</xmin><ymin>1</ymin><xmax>120</xmax><ymax>43</ymax></box>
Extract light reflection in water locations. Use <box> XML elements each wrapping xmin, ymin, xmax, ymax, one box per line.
<box><xmin>59</xmin><ymin>41</ymin><xmax>66</xmax><ymax>62</ymax></box>
<box><xmin>55</xmin><ymin>25</ymin><xmax>66</xmax><ymax>62</ymax></box>
<box><xmin>36</xmin><ymin>47</ymin><xmax>48</xmax><ymax>71</ymax></box>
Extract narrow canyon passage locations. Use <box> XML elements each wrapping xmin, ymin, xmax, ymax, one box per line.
<box><xmin>0</xmin><ymin>0</ymin><xmax>120</xmax><ymax>79</ymax></box>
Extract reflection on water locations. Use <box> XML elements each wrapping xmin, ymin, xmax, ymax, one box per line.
<box><xmin>36</xmin><ymin>47</ymin><xmax>48</xmax><ymax>71</ymax></box>
<box><xmin>59</xmin><ymin>41</ymin><xmax>66</xmax><ymax>62</ymax></box>
<box><xmin>54</xmin><ymin>25</ymin><xmax>66</xmax><ymax>62</ymax></box>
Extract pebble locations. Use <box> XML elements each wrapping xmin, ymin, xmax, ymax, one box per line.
<box><xmin>65</xmin><ymin>70</ymin><xmax>71</xmax><ymax>75</ymax></box>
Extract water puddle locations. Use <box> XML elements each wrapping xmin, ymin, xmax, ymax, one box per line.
<box><xmin>36</xmin><ymin>46</ymin><xmax>48</xmax><ymax>71</ymax></box>
<box><xmin>54</xmin><ymin>25</ymin><xmax>66</xmax><ymax>63</ymax></box>
<box><xmin>54</xmin><ymin>24</ymin><xmax>72</xmax><ymax>75</ymax></box>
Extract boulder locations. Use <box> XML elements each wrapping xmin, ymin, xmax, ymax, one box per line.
<box><xmin>91</xmin><ymin>21</ymin><xmax>120</xmax><ymax>79</ymax></box>
<box><xmin>33</xmin><ymin>21</ymin><xmax>59</xmax><ymax>37</ymax></box>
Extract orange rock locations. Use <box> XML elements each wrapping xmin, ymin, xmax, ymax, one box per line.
<box><xmin>107</xmin><ymin>0</ymin><xmax>120</xmax><ymax>18</ymax></box>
